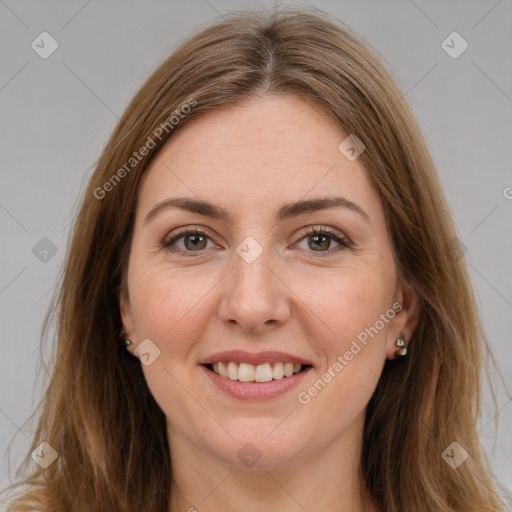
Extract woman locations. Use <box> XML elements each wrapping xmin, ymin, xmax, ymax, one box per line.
<box><xmin>1</xmin><ymin>8</ymin><xmax>508</xmax><ymax>512</ymax></box>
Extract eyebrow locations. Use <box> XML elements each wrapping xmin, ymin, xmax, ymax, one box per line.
<box><xmin>143</xmin><ymin>196</ymin><xmax>370</xmax><ymax>225</ymax></box>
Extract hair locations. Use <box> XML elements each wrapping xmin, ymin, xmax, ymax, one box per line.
<box><xmin>1</xmin><ymin>7</ymin><xmax>509</xmax><ymax>512</ymax></box>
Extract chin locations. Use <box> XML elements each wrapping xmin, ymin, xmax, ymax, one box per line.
<box><xmin>202</xmin><ymin>423</ymin><xmax>312</xmax><ymax>470</ymax></box>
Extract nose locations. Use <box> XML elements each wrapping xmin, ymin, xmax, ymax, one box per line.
<box><xmin>217</xmin><ymin>243</ymin><xmax>290</xmax><ymax>333</ymax></box>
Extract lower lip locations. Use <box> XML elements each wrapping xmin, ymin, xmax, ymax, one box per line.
<box><xmin>201</xmin><ymin>365</ymin><xmax>313</xmax><ymax>401</ymax></box>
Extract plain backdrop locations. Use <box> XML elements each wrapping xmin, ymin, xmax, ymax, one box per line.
<box><xmin>1</xmin><ymin>0</ymin><xmax>511</xmax><ymax>504</ymax></box>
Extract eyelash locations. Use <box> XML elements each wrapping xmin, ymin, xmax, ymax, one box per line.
<box><xmin>162</xmin><ymin>226</ymin><xmax>352</xmax><ymax>258</ymax></box>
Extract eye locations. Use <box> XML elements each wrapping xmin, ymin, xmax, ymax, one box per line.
<box><xmin>294</xmin><ymin>226</ymin><xmax>351</xmax><ymax>256</ymax></box>
<box><xmin>162</xmin><ymin>228</ymin><xmax>216</xmax><ymax>256</ymax></box>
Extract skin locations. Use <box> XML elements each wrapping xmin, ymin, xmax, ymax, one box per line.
<box><xmin>120</xmin><ymin>94</ymin><xmax>419</xmax><ymax>512</ymax></box>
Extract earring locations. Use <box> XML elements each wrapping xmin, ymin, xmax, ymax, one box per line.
<box><xmin>394</xmin><ymin>332</ymin><xmax>408</xmax><ymax>357</ymax></box>
<box><xmin>122</xmin><ymin>338</ymin><xmax>131</xmax><ymax>348</ymax></box>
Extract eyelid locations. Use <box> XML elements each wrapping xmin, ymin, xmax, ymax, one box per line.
<box><xmin>293</xmin><ymin>225</ymin><xmax>350</xmax><ymax>245</ymax></box>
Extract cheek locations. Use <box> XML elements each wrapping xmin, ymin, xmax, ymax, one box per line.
<box><xmin>131</xmin><ymin>265</ymin><xmax>205</xmax><ymax>331</ymax></box>
<box><xmin>296</xmin><ymin>265</ymin><xmax>393</xmax><ymax>349</ymax></box>
<box><xmin>338</xmin><ymin>276</ymin><xmax>392</xmax><ymax>343</ymax></box>
<box><xmin>293</xmin><ymin>267</ymin><xmax>392</xmax><ymax>403</ymax></box>
<box><xmin>128</xmin><ymin>265</ymin><xmax>221</xmax><ymax>366</ymax></box>
<box><xmin>127</xmin><ymin>267</ymin><xmax>215</xmax><ymax>416</ymax></box>
<box><xmin>294</xmin><ymin>285</ymin><xmax>389</xmax><ymax>423</ymax></box>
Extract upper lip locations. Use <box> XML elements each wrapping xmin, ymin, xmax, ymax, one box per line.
<box><xmin>199</xmin><ymin>350</ymin><xmax>314</xmax><ymax>367</ymax></box>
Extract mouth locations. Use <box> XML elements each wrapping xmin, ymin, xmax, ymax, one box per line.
<box><xmin>202</xmin><ymin>361</ymin><xmax>314</xmax><ymax>383</ymax></box>
<box><xmin>200</xmin><ymin>361</ymin><xmax>314</xmax><ymax>401</ymax></box>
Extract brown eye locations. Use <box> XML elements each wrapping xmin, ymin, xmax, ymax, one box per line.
<box><xmin>308</xmin><ymin>233</ymin><xmax>332</xmax><ymax>251</ymax></box>
<box><xmin>295</xmin><ymin>226</ymin><xmax>351</xmax><ymax>255</ymax></box>
<box><xmin>182</xmin><ymin>233</ymin><xmax>208</xmax><ymax>251</ymax></box>
<box><xmin>163</xmin><ymin>229</ymin><xmax>215</xmax><ymax>256</ymax></box>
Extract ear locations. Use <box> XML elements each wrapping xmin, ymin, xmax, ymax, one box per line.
<box><xmin>119</xmin><ymin>280</ymin><xmax>136</xmax><ymax>347</ymax></box>
<box><xmin>386</xmin><ymin>275</ymin><xmax>421</xmax><ymax>359</ymax></box>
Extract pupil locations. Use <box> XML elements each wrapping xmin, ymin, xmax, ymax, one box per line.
<box><xmin>311</xmin><ymin>235</ymin><xmax>329</xmax><ymax>251</ymax></box>
<box><xmin>187</xmin><ymin>235</ymin><xmax>206</xmax><ymax>250</ymax></box>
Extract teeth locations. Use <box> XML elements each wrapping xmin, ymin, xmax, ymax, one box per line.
<box><xmin>227</xmin><ymin>361</ymin><xmax>240</xmax><ymax>380</ymax></box>
<box><xmin>254</xmin><ymin>363</ymin><xmax>272</xmax><ymax>382</ymax></box>
<box><xmin>272</xmin><ymin>362</ymin><xmax>284</xmax><ymax>379</ymax></box>
<box><xmin>218</xmin><ymin>361</ymin><xmax>228</xmax><ymax>378</ymax></box>
<box><xmin>238</xmin><ymin>363</ymin><xmax>253</xmax><ymax>382</ymax></box>
<box><xmin>210</xmin><ymin>361</ymin><xmax>307</xmax><ymax>382</ymax></box>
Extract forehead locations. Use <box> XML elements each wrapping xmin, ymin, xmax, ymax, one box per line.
<box><xmin>154</xmin><ymin>95</ymin><xmax>346</xmax><ymax>166</ymax></box>
<box><xmin>137</xmin><ymin>94</ymin><xmax>380</xmax><ymax>217</ymax></box>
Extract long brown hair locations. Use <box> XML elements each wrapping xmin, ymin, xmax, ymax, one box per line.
<box><xmin>2</xmin><ymin>7</ymin><xmax>508</xmax><ymax>511</ymax></box>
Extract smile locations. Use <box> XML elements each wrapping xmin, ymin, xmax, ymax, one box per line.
<box><xmin>206</xmin><ymin>361</ymin><xmax>312</xmax><ymax>382</ymax></box>
<box><xmin>201</xmin><ymin>363</ymin><xmax>313</xmax><ymax>401</ymax></box>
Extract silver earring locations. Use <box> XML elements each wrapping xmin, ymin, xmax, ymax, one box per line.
<box><xmin>395</xmin><ymin>332</ymin><xmax>407</xmax><ymax>357</ymax></box>
<box><xmin>123</xmin><ymin>338</ymin><xmax>131</xmax><ymax>348</ymax></box>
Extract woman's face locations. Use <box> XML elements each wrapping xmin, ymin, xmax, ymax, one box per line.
<box><xmin>120</xmin><ymin>94</ymin><xmax>418</xmax><ymax>471</ymax></box>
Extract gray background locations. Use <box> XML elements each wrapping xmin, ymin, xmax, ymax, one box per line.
<box><xmin>1</xmin><ymin>0</ymin><xmax>511</xmax><ymax>502</ymax></box>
